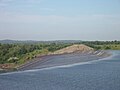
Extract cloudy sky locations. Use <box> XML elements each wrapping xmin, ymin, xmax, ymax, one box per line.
<box><xmin>0</xmin><ymin>0</ymin><xmax>120</xmax><ymax>41</ymax></box>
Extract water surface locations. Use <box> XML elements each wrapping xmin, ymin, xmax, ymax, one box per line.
<box><xmin>0</xmin><ymin>50</ymin><xmax>120</xmax><ymax>90</ymax></box>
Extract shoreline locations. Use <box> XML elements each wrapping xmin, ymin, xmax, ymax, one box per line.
<box><xmin>17</xmin><ymin>50</ymin><xmax>111</xmax><ymax>71</ymax></box>
<box><xmin>0</xmin><ymin>50</ymin><xmax>112</xmax><ymax>75</ymax></box>
<box><xmin>0</xmin><ymin>50</ymin><xmax>112</xmax><ymax>74</ymax></box>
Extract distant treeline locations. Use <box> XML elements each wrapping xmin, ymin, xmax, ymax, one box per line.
<box><xmin>0</xmin><ymin>40</ymin><xmax>82</xmax><ymax>44</ymax></box>
<box><xmin>80</xmin><ymin>40</ymin><xmax>120</xmax><ymax>45</ymax></box>
<box><xmin>79</xmin><ymin>40</ymin><xmax>120</xmax><ymax>50</ymax></box>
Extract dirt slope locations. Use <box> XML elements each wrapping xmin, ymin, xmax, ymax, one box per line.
<box><xmin>52</xmin><ymin>44</ymin><xmax>94</xmax><ymax>54</ymax></box>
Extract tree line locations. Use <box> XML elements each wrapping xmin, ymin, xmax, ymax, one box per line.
<box><xmin>0</xmin><ymin>43</ymin><xmax>71</xmax><ymax>64</ymax></box>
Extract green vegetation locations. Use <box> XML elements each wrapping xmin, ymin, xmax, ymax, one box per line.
<box><xmin>0</xmin><ymin>43</ymin><xmax>71</xmax><ymax>66</ymax></box>
<box><xmin>79</xmin><ymin>40</ymin><xmax>120</xmax><ymax>50</ymax></box>
<box><xmin>0</xmin><ymin>40</ymin><xmax>120</xmax><ymax>70</ymax></box>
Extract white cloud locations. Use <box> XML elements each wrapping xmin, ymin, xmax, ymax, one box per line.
<box><xmin>0</xmin><ymin>11</ymin><xmax>120</xmax><ymax>24</ymax></box>
<box><xmin>0</xmin><ymin>11</ymin><xmax>65</xmax><ymax>23</ymax></box>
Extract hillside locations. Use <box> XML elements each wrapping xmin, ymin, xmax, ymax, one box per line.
<box><xmin>52</xmin><ymin>44</ymin><xmax>94</xmax><ymax>54</ymax></box>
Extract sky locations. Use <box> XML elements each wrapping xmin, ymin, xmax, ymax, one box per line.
<box><xmin>0</xmin><ymin>0</ymin><xmax>120</xmax><ymax>41</ymax></box>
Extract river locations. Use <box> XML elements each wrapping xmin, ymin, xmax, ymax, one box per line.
<box><xmin>0</xmin><ymin>50</ymin><xmax>120</xmax><ymax>90</ymax></box>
